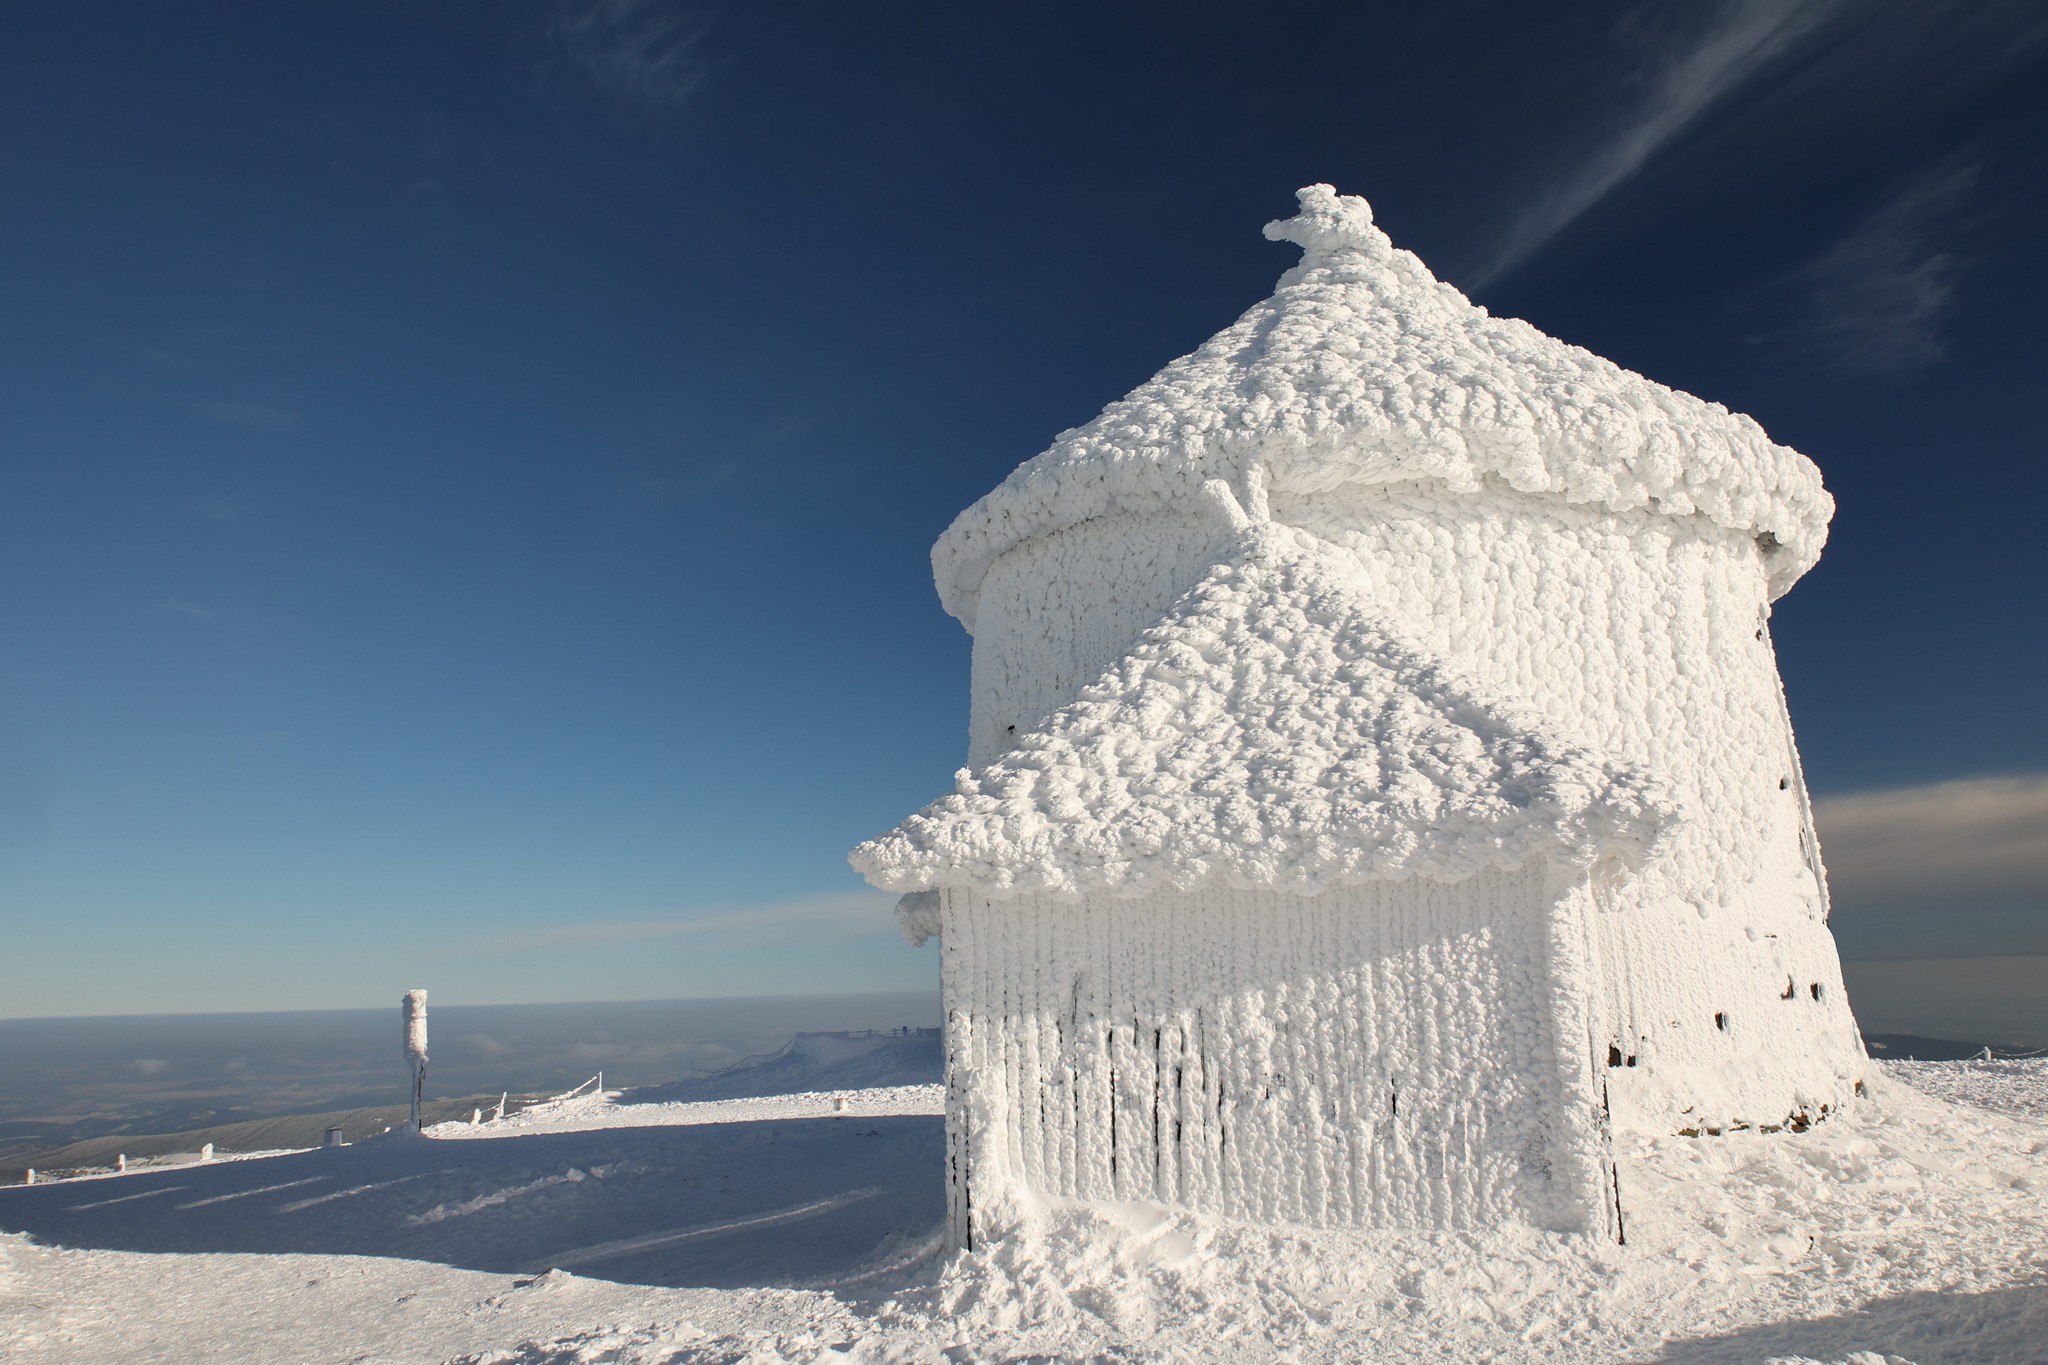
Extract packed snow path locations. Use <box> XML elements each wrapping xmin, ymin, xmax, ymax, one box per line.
<box><xmin>1</xmin><ymin>1067</ymin><xmax>2044</xmax><ymax>1362</ymax></box>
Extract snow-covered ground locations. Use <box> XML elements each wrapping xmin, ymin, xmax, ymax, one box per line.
<box><xmin>1</xmin><ymin>1063</ymin><xmax>2043</xmax><ymax>1363</ymax></box>
<box><xmin>1873</xmin><ymin>1055</ymin><xmax>2048</xmax><ymax>1120</ymax></box>
<box><xmin>436</xmin><ymin>1084</ymin><xmax>945</xmax><ymax>1138</ymax></box>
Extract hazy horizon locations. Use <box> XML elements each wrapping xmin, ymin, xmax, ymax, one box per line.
<box><xmin>0</xmin><ymin>986</ymin><xmax>939</xmax><ymax>1026</ymax></box>
<box><xmin>0</xmin><ymin>990</ymin><xmax>944</xmax><ymax>1157</ymax></box>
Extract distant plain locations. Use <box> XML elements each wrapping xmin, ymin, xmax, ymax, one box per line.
<box><xmin>0</xmin><ymin>991</ymin><xmax>941</xmax><ymax>1164</ymax></box>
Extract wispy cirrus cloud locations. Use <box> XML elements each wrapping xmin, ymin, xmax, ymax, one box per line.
<box><xmin>1476</xmin><ymin>0</ymin><xmax>1838</xmax><ymax>286</ymax></box>
<box><xmin>1815</xmin><ymin>773</ymin><xmax>2048</xmax><ymax>909</ymax></box>
<box><xmin>550</xmin><ymin>0</ymin><xmax>711</xmax><ymax>108</ymax></box>
<box><xmin>487</xmin><ymin>889</ymin><xmax>897</xmax><ymax>954</ymax></box>
<box><xmin>1767</xmin><ymin>156</ymin><xmax>1979</xmax><ymax>373</ymax></box>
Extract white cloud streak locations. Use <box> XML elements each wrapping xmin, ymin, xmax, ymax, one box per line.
<box><xmin>1477</xmin><ymin>0</ymin><xmax>1837</xmax><ymax>285</ymax></box>
<box><xmin>1816</xmin><ymin>774</ymin><xmax>2048</xmax><ymax>909</ymax></box>
<box><xmin>551</xmin><ymin>0</ymin><xmax>709</xmax><ymax>107</ymax></box>
<box><xmin>482</xmin><ymin>775</ymin><xmax>2043</xmax><ymax>951</ymax></box>
<box><xmin>1776</xmin><ymin>157</ymin><xmax>1978</xmax><ymax>373</ymax></box>
<box><xmin>486</xmin><ymin>889</ymin><xmax>897</xmax><ymax>954</ymax></box>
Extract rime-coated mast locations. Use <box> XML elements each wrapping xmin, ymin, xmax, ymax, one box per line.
<box><xmin>402</xmin><ymin>989</ymin><xmax>428</xmax><ymax>1134</ymax></box>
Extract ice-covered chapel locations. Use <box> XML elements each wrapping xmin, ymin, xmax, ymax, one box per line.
<box><xmin>851</xmin><ymin>186</ymin><xmax>1867</xmax><ymax>1248</ymax></box>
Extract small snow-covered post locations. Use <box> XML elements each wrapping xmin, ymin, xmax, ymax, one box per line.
<box><xmin>23</xmin><ymin>1169</ymin><xmax>32</xmax><ymax>1185</ymax></box>
<box><xmin>199</xmin><ymin>1143</ymin><xmax>213</xmax><ymax>1161</ymax></box>
<box><xmin>402</xmin><ymin>989</ymin><xmax>429</xmax><ymax>1134</ymax></box>
<box><xmin>116</xmin><ymin>1154</ymin><xmax>127</xmax><ymax>1173</ymax></box>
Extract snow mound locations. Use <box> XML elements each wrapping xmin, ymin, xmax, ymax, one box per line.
<box><xmin>5</xmin><ymin>1065</ymin><xmax>2046</xmax><ymax>1362</ymax></box>
<box><xmin>438</xmin><ymin>1070</ymin><xmax>2048</xmax><ymax>1363</ymax></box>
<box><xmin>855</xmin><ymin>521</ymin><xmax>1672</xmax><ymax>898</ymax></box>
<box><xmin>934</xmin><ymin>184</ymin><xmax>1832</xmax><ymax>628</ymax></box>
<box><xmin>1878</xmin><ymin>1056</ymin><xmax>2048</xmax><ymax>1121</ymax></box>
<box><xmin>433</xmin><ymin>1085</ymin><xmax>943</xmax><ymax>1139</ymax></box>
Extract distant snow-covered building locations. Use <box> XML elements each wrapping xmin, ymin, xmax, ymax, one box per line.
<box><xmin>852</xmin><ymin>186</ymin><xmax>1866</xmax><ymax>1248</ymax></box>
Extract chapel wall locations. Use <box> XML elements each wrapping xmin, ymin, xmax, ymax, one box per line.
<box><xmin>1289</xmin><ymin>481</ymin><xmax>1865</xmax><ymax>1128</ymax></box>
<box><xmin>935</xmin><ymin>869</ymin><xmax>1603</xmax><ymax>1245</ymax></box>
<box><xmin>962</xmin><ymin>479</ymin><xmax>1865</xmax><ymax>1132</ymax></box>
<box><xmin>967</xmin><ymin>508</ymin><xmax>1237</xmax><ymax>767</ymax></box>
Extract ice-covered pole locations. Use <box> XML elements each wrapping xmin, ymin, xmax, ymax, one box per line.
<box><xmin>402</xmin><ymin>989</ymin><xmax>429</xmax><ymax>1133</ymax></box>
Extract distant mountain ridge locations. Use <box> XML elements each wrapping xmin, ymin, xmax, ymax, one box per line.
<box><xmin>620</xmin><ymin>1028</ymin><xmax>942</xmax><ymax>1105</ymax></box>
<box><xmin>1862</xmin><ymin>1033</ymin><xmax>2044</xmax><ymax>1061</ymax></box>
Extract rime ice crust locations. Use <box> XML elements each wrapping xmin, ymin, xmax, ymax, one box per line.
<box><xmin>931</xmin><ymin>872</ymin><xmax>1617</xmax><ymax>1239</ymax></box>
<box><xmin>402</xmin><ymin>989</ymin><xmax>428</xmax><ymax>1063</ymax></box>
<box><xmin>932</xmin><ymin>184</ymin><xmax>1831</xmax><ymax>629</ymax></box>
<box><xmin>852</xmin><ymin>524</ymin><xmax>1671</xmax><ymax>899</ymax></box>
<box><xmin>856</xmin><ymin>186</ymin><xmax>1866</xmax><ymax>1242</ymax></box>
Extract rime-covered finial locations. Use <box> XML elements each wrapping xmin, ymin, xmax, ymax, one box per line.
<box><xmin>1262</xmin><ymin>184</ymin><xmax>1389</xmax><ymax>260</ymax></box>
<box><xmin>1199</xmin><ymin>478</ymin><xmax>1251</xmax><ymax>532</ymax></box>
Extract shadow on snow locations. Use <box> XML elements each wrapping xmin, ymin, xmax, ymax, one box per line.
<box><xmin>1646</xmin><ymin>1283</ymin><xmax>2048</xmax><ymax>1365</ymax></box>
<box><xmin>0</xmin><ymin>1113</ymin><xmax>944</xmax><ymax>1291</ymax></box>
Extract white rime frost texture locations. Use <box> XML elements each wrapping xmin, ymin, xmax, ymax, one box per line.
<box><xmin>403</xmin><ymin>989</ymin><xmax>429</xmax><ymax>1065</ymax></box>
<box><xmin>932</xmin><ymin>872</ymin><xmax>1621</xmax><ymax>1245</ymax></box>
<box><xmin>853</xmin><ymin>186</ymin><xmax>1867</xmax><ymax>1247</ymax></box>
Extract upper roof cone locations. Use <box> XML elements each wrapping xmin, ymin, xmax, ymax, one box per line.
<box><xmin>931</xmin><ymin>186</ymin><xmax>1832</xmax><ymax>629</ymax></box>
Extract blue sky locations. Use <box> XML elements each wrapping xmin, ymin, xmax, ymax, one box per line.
<box><xmin>3</xmin><ymin>1</ymin><xmax>2045</xmax><ymax>1020</ymax></box>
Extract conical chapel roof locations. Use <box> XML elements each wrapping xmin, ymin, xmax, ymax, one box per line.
<box><xmin>933</xmin><ymin>186</ymin><xmax>1832</xmax><ymax>629</ymax></box>
<box><xmin>854</xmin><ymin>509</ymin><xmax>1672</xmax><ymax>900</ymax></box>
